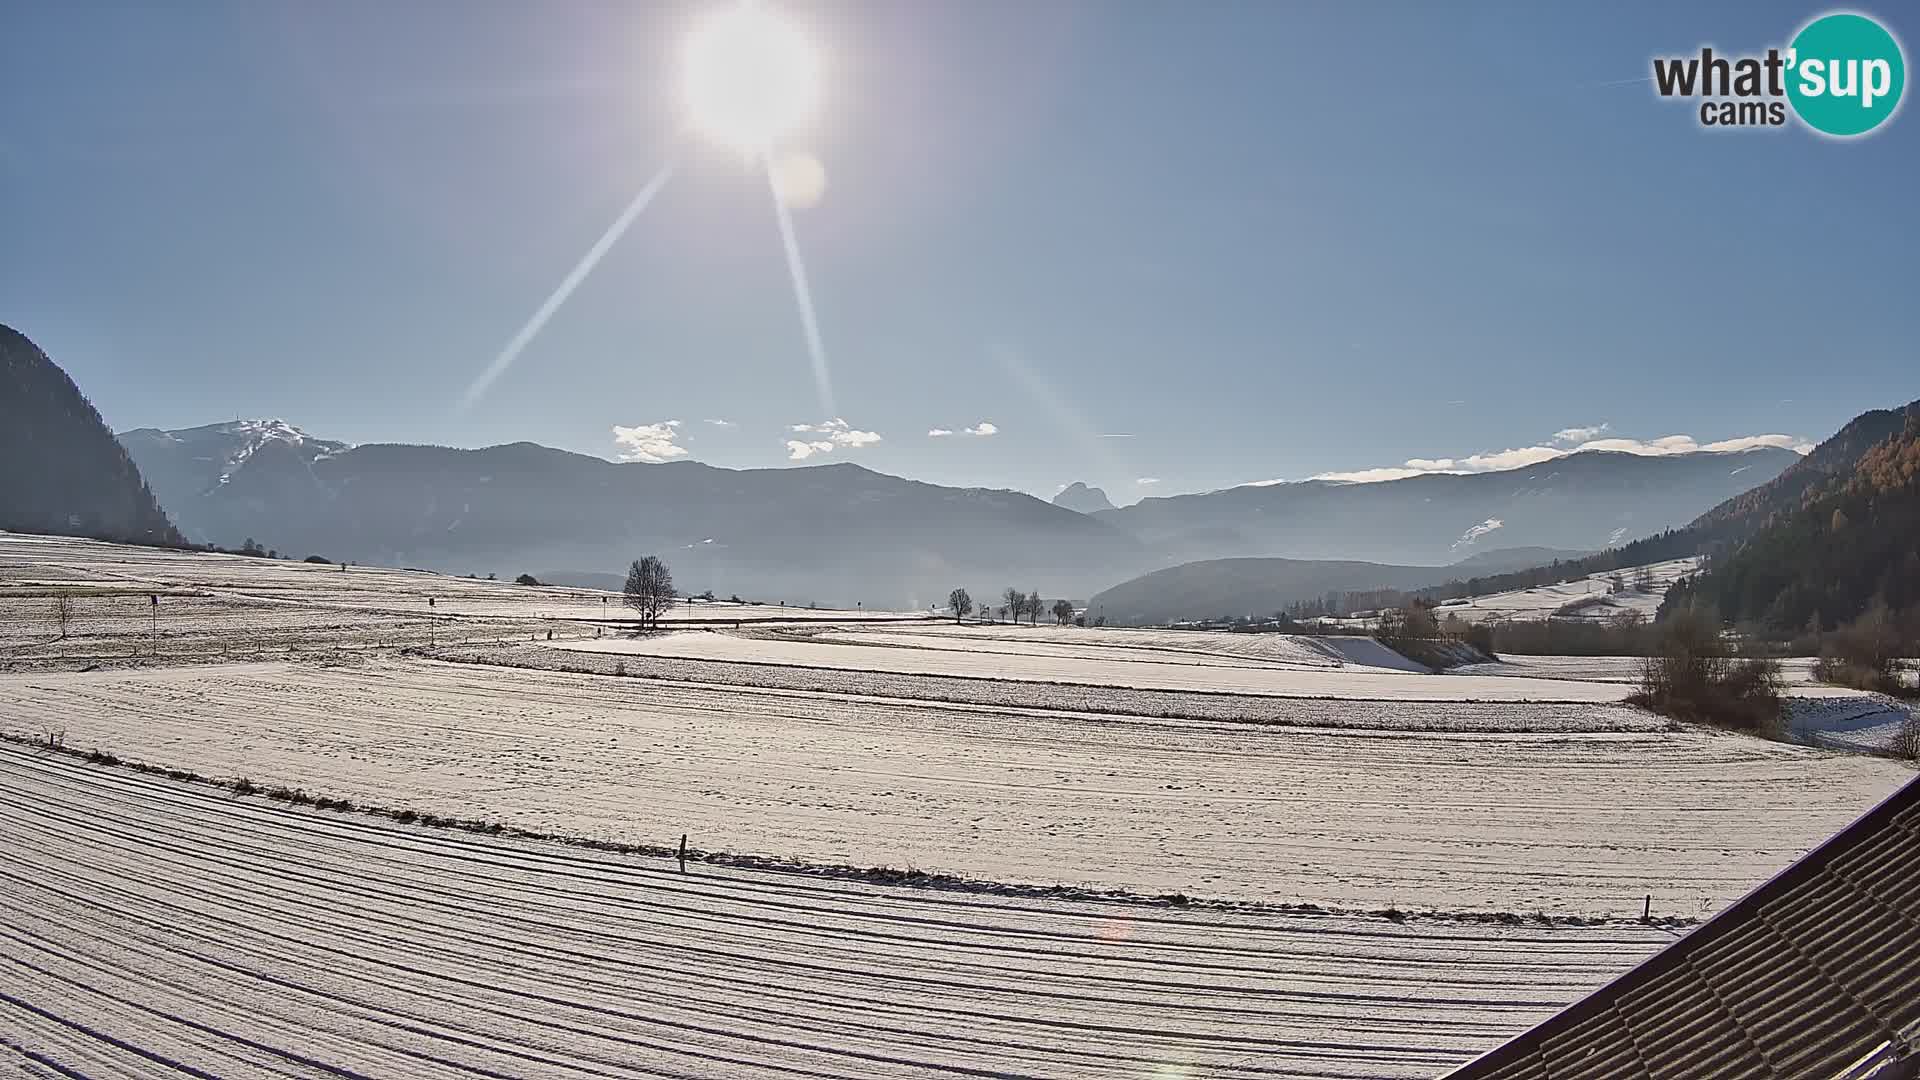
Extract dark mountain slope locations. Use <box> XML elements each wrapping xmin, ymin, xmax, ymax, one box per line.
<box><xmin>1667</xmin><ymin>412</ymin><xmax>1920</xmax><ymax>632</ymax></box>
<box><xmin>0</xmin><ymin>325</ymin><xmax>182</xmax><ymax>546</ymax></box>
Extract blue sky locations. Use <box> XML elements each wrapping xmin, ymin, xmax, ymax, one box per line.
<box><xmin>5</xmin><ymin>1</ymin><xmax>1915</xmax><ymax>502</ymax></box>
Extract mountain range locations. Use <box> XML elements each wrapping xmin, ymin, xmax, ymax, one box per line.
<box><xmin>114</xmin><ymin>414</ymin><xmax>1796</xmax><ymax>606</ymax></box>
<box><xmin>1086</xmin><ymin>446</ymin><xmax>1797</xmax><ymax>567</ymax></box>
<box><xmin>119</xmin><ymin>424</ymin><xmax>1141</xmax><ymax>607</ymax></box>
<box><xmin>1091</xmin><ymin>398</ymin><xmax>1920</xmax><ymax>626</ymax></box>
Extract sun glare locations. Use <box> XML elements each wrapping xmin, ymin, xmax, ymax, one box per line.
<box><xmin>683</xmin><ymin>4</ymin><xmax>820</xmax><ymax>153</ymax></box>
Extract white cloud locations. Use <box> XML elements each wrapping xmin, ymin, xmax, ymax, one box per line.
<box><xmin>611</xmin><ymin>421</ymin><xmax>688</xmax><ymax>463</ymax></box>
<box><xmin>1099</xmin><ymin>433</ymin><xmax>1136</xmax><ymax>438</ymax></box>
<box><xmin>704</xmin><ymin>418</ymin><xmax>735</xmax><ymax>428</ymax></box>
<box><xmin>1304</xmin><ymin>429</ymin><xmax>1812</xmax><ymax>485</ymax></box>
<box><xmin>929</xmin><ymin>421</ymin><xmax>998</xmax><ymax>438</ymax></box>
<box><xmin>790</xmin><ymin>417</ymin><xmax>882</xmax><ymax>449</ymax></box>
<box><xmin>1553</xmin><ymin>423</ymin><xmax>1610</xmax><ymax>444</ymax></box>
<box><xmin>785</xmin><ymin>439</ymin><xmax>835</xmax><ymax>460</ymax></box>
<box><xmin>1136</xmin><ymin>477</ymin><xmax>1161</xmax><ymax>486</ymax></box>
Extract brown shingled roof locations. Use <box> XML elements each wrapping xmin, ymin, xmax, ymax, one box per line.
<box><xmin>1444</xmin><ymin>774</ymin><xmax>1920</xmax><ymax>1080</ymax></box>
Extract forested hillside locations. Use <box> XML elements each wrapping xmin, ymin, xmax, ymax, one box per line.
<box><xmin>1666</xmin><ymin>413</ymin><xmax>1920</xmax><ymax>633</ymax></box>
<box><xmin>0</xmin><ymin>324</ymin><xmax>182</xmax><ymax>546</ymax></box>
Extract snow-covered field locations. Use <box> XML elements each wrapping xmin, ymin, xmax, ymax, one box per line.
<box><xmin>1</xmin><ymin>657</ymin><xmax>1906</xmax><ymax>916</ymax></box>
<box><xmin>819</xmin><ymin>622</ymin><xmax>1438</xmax><ymax>672</ymax></box>
<box><xmin>0</xmin><ymin>532</ymin><xmax>927</xmax><ymax>627</ymax></box>
<box><xmin>2</xmin><ymin>534</ymin><xmax>1914</xmax><ymax>1077</ymax></box>
<box><xmin>444</xmin><ymin>642</ymin><xmax>1661</xmax><ymax>731</ymax></box>
<box><xmin>1456</xmin><ymin>655</ymin><xmax>1821</xmax><ymax>685</ymax></box>
<box><xmin>557</xmin><ymin>629</ymin><xmax>1631</xmax><ymax>702</ymax></box>
<box><xmin>1433</xmin><ymin>557</ymin><xmax>1701</xmax><ymax>624</ymax></box>
<box><xmin>0</xmin><ymin>744</ymin><xmax>1680</xmax><ymax>1079</ymax></box>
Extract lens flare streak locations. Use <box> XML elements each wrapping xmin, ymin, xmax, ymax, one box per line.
<box><xmin>766</xmin><ymin>150</ymin><xmax>835</xmax><ymax>418</ymax></box>
<box><xmin>459</xmin><ymin>159</ymin><xmax>678</xmax><ymax>410</ymax></box>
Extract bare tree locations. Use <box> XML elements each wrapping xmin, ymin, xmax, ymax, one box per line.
<box><xmin>1051</xmin><ymin>598</ymin><xmax>1074</xmax><ymax>625</ymax></box>
<box><xmin>623</xmin><ymin>556</ymin><xmax>676</xmax><ymax>633</ymax></box>
<box><xmin>948</xmin><ymin>588</ymin><xmax>973</xmax><ymax>624</ymax></box>
<box><xmin>1026</xmin><ymin>590</ymin><xmax>1042</xmax><ymax>626</ymax></box>
<box><xmin>1002</xmin><ymin>587</ymin><xmax>1022</xmax><ymax>624</ymax></box>
<box><xmin>51</xmin><ymin>594</ymin><xmax>74</xmax><ymax>639</ymax></box>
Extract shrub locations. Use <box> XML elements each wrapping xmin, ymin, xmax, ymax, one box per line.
<box><xmin>1461</xmin><ymin>622</ymin><xmax>1497</xmax><ymax>658</ymax></box>
<box><xmin>1814</xmin><ymin>603</ymin><xmax>1913</xmax><ymax>696</ymax></box>
<box><xmin>303</xmin><ymin>554</ymin><xmax>332</xmax><ymax>564</ymax></box>
<box><xmin>1895</xmin><ymin>712</ymin><xmax>1920</xmax><ymax>761</ymax></box>
<box><xmin>514</xmin><ymin>573</ymin><xmax>542</xmax><ymax>586</ymax></box>
<box><xmin>1630</xmin><ymin>609</ymin><xmax>1786</xmax><ymax>736</ymax></box>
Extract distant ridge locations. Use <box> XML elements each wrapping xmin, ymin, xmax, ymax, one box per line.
<box><xmin>1051</xmin><ymin>482</ymin><xmax>1116</xmax><ymax>514</ymax></box>
<box><xmin>1095</xmin><ymin>447</ymin><xmax>1798</xmax><ymax>567</ymax></box>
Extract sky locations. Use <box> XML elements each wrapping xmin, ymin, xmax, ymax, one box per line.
<box><xmin>5</xmin><ymin>1</ymin><xmax>1916</xmax><ymax>504</ymax></box>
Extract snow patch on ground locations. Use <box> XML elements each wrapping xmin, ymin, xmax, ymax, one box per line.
<box><xmin>1434</xmin><ymin>557</ymin><xmax>1702</xmax><ymax>625</ymax></box>
<box><xmin>1789</xmin><ymin>693</ymin><xmax>1916</xmax><ymax>755</ymax></box>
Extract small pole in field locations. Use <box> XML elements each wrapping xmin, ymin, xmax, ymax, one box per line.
<box><xmin>677</xmin><ymin>833</ymin><xmax>688</xmax><ymax>873</ymax></box>
<box><xmin>1643</xmin><ymin>894</ymin><xmax>1651</xmax><ymax>922</ymax></box>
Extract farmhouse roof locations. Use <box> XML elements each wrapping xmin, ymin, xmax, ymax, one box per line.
<box><xmin>1443</xmin><ymin>773</ymin><xmax>1920</xmax><ymax>1080</ymax></box>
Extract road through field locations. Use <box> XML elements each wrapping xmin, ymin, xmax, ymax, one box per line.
<box><xmin>0</xmin><ymin>658</ymin><xmax>1905</xmax><ymax>916</ymax></box>
<box><xmin>0</xmin><ymin>744</ymin><xmax>1673</xmax><ymax>1079</ymax></box>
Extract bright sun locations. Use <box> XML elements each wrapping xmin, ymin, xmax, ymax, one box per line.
<box><xmin>683</xmin><ymin>4</ymin><xmax>821</xmax><ymax>153</ymax></box>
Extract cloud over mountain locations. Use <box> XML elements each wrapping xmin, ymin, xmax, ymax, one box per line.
<box><xmin>1308</xmin><ymin>430</ymin><xmax>1814</xmax><ymax>484</ymax></box>
<box><xmin>786</xmin><ymin>417</ymin><xmax>881</xmax><ymax>460</ymax></box>
<box><xmin>611</xmin><ymin>421</ymin><xmax>688</xmax><ymax>463</ymax></box>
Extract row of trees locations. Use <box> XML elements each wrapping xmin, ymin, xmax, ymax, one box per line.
<box><xmin>945</xmin><ymin>587</ymin><xmax>1076</xmax><ymax>626</ymax></box>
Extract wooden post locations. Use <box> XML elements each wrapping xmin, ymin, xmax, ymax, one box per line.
<box><xmin>1643</xmin><ymin>894</ymin><xmax>1651</xmax><ymax>922</ymax></box>
<box><xmin>677</xmin><ymin>833</ymin><xmax>688</xmax><ymax>873</ymax></box>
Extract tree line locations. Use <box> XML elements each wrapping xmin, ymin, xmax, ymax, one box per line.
<box><xmin>946</xmin><ymin>587</ymin><xmax>1077</xmax><ymax>626</ymax></box>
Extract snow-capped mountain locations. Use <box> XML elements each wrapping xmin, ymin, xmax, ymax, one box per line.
<box><xmin>116</xmin><ymin>420</ymin><xmax>352</xmax><ymax>542</ymax></box>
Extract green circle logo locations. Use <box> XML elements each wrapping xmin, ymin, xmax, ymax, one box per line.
<box><xmin>1787</xmin><ymin>13</ymin><xmax>1906</xmax><ymax>136</ymax></box>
